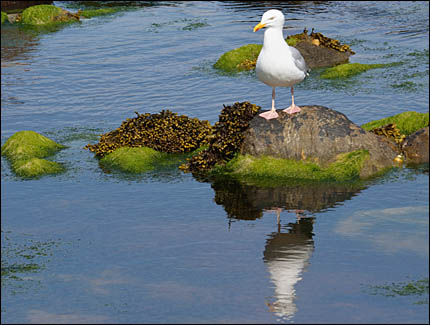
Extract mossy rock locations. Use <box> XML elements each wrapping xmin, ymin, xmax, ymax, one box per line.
<box><xmin>79</xmin><ymin>8</ymin><xmax>118</xmax><ymax>18</ymax></box>
<box><xmin>99</xmin><ymin>146</ymin><xmax>194</xmax><ymax>173</ymax></box>
<box><xmin>210</xmin><ymin>150</ymin><xmax>370</xmax><ymax>186</ymax></box>
<box><xmin>20</xmin><ymin>5</ymin><xmax>78</xmax><ymax>25</ymax></box>
<box><xmin>361</xmin><ymin>111</ymin><xmax>429</xmax><ymax>137</ymax></box>
<box><xmin>1</xmin><ymin>130</ymin><xmax>66</xmax><ymax>178</ymax></box>
<box><xmin>320</xmin><ymin>62</ymin><xmax>400</xmax><ymax>79</ymax></box>
<box><xmin>12</xmin><ymin>158</ymin><xmax>65</xmax><ymax>178</ymax></box>
<box><xmin>213</xmin><ymin>44</ymin><xmax>262</xmax><ymax>73</ymax></box>
<box><xmin>1</xmin><ymin>11</ymin><xmax>8</xmax><ymax>24</ymax></box>
<box><xmin>1</xmin><ymin>130</ymin><xmax>66</xmax><ymax>162</ymax></box>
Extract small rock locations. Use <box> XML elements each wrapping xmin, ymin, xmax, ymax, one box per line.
<box><xmin>402</xmin><ymin>126</ymin><xmax>429</xmax><ymax>164</ymax></box>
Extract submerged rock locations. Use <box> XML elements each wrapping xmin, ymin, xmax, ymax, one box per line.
<box><xmin>240</xmin><ymin>106</ymin><xmax>398</xmax><ymax>179</ymax></box>
<box><xmin>402</xmin><ymin>126</ymin><xmax>429</xmax><ymax>164</ymax></box>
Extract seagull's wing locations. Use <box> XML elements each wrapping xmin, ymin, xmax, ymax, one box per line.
<box><xmin>290</xmin><ymin>47</ymin><xmax>309</xmax><ymax>75</ymax></box>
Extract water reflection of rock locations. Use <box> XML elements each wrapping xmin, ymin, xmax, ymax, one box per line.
<box><xmin>211</xmin><ymin>179</ymin><xmax>365</xmax><ymax>220</ymax></box>
<box><xmin>1</xmin><ymin>24</ymin><xmax>39</xmax><ymax>62</ymax></box>
<box><xmin>209</xmin><ymin>179</ymin><xmax>365</xmax><ymax>320</ymax></box>
<box><xmin>264</xmin><ymin>215</ymin><xmax>315</xmax><ymax>320</ymax></box>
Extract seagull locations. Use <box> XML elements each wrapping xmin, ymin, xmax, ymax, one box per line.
<box><xmin>254</xmin><ymin>9</ymin><xmax>309</xmax><ymax>120</ymax></box>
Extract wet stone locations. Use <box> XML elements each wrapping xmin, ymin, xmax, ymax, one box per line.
<box><xmin>241</xmin><ymin>105</ymin><xmax>398</xmax><ymax>178</ymax></box>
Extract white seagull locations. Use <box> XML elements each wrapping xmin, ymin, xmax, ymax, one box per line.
<box><xmin>254</xmin><ymin>9</ymin><xmax>309</xmax><ymax>120</ymax></box>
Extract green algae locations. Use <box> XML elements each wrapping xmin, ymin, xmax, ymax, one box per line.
<box><xmin>365</xmin><ymin>277</ymin><xmax>429</xmax><ymax>305</ymax></box>
<box><xmin>1</xmin><ymin>130</ymin><xmax>66</xmax><ymax>178</ymax></box>
<box><xmin>320</xmin><ymin>62</ymin><xmax>401</xmax><ymax>79</ymax></box>
<box><xmin>213</xmin><ymin>39</ymin><xmax>299</xmax><ymax>73</ymax></box>
<box><xmin>12</xmin><ymin>158</ymin><xmax>65</xmax><ymax>178</ymax></box>
<box><xmin>213</xmin><ymin>44</ymin><xmax>262</xmax><ymax>73</ymax></box>
<box><xmin>361</xmin><ymin>111</ymin><xmax>429</xmax><ymax>136</ymax></box>
<box><xmin>285</xmin><ymin>35</ymin><xmax>302</xmax><ymax>47</ymax></box>
<box><xmin>79</xmin><ymin>8</ymin><xmax>119</xmax><ymax>18</ymax></box>
<box><xmin>99</xmin><ymin>146</ymin><xmax>194</xmax><ymax>174</ymax></box>
<box><xmin>182</xmin><ymin>20</ymin><xmax>208</xmax><ymax>31</ymax></box>
<box><xmin>210</xmin><ymin>150</ymin><xmax>370</xmax><ymax>187</ymax></box>
<box><xmin>1</xmin><ymin>130</ymin><xmax>65</xmax><ymax>162</ymax></box>
<box><xmin>1</xmin><ymin>11</ymin><xmax>8</xmax><ymax>24</ymax></box>
<box><xmin>20</xmin><ymin>5</ymin><xmax>64</xmax><ymax>25</ymax></box>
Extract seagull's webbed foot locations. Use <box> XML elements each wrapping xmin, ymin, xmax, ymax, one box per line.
<box><xmin>259</xmin><ymin>109</ymin><xmax>279</xmax><ymax>120</ymax></box>
<box><xmin>283</xmin><ymin>105</ymin><xmax>301</xmax><ymax>114</ymax></box>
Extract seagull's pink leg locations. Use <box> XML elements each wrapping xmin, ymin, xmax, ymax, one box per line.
<box><xmin>259</xmin><ymin>87</ymin><xmax>279</xmax><ymax>120</ymax></box>
<box><xmin>283</xmin><ymin>86</ymin><xmax>301</xmax><ymax>114</ymax></box>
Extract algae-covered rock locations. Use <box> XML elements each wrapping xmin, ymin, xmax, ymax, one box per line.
<box><xmin>212</xmin><ymin>150</ymin><xmax>370</xmax><ymax>185</ymax></box>
<box><xmin>1</xmin><ymin>11</ymin><xmax>8</xmax><ymax>24</ymax></box>
<box><xmin>12</xmin><ymin>157</ymin><xmax>64</xmax><ymax>178</ymax></box>
<box><xmin>240</xmin><ymin>105</ymin><xmax>398</xmax><ymax>179</ymax></box>
<box><xmin>361</xmin><ymin>111</ymin><xmax>429</xmax><ymax>136</ymax></box>
<box><xmin>181</xmin><ymin>102</ymin><xmax>261</xmax><ymax>173</ymax></box>
<box><xmin>99</xmin><ymin>146</ymin><xmax>192</xmax><ymax>173</ymax></box>
<box><xmin>1</xmin><ymin>130</ymin><xmax>66</xmax><ymax>178</ymax></box>
<box><xmin>85</xmin><ymin>110</ymin><xmax>212</xmax><ymax>158</ymax></box>
<box><xmin>79</xmin><ymin>8</ymin><xmax>118</xmax><ymax>18</ymax></box>
<box><xmin>320</xmin><ymin>62</ymin><xmax>401</xmax><ymax>79</ymax></box>
<box><xmin>213</xmin><ymin>44</ymin><xmax>262</xmax><ymax>73</ymax></box>
<box><xmin>214</xmin><ymin>29</ymin><xmax>355</xmax><ymax>73</ymax></box>
<box><xmin>1</xmin><ymin>130</ymin><xmax>65</xmax><ymax>161</ymax></box>
<box><xmin>20</xmin><ymin>4</ymin><xmax>78</xmax><ymax>25</ymax></box>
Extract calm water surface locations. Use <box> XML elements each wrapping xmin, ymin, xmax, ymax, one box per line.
<box><xmin>1</xmin><ymin>1</ymin><xmax>429</xmax><ymax>323</ymax></box>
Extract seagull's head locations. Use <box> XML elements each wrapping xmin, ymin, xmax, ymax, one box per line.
<box><xmin>253</xmin><ymin>9</ymin><xmax>285</xmax><ymax>32</ymax></box>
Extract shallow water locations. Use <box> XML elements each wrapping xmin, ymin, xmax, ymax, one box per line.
<box><xmin>1</xmin><ymin>1</ymin><xmax>429</xmax><ymax>323</ymax></box>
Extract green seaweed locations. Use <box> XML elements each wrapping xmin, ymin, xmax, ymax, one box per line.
<box><xmin>210</xmin><ymin>149</ymin><xmax>370</xmax><ymax>186</ymax></box>
<box><xmin>1</xmin><ymin>130</ymin><xmax>66</xmax><ymax>178</ymax></box>
<box><xmin>182</xmin><ymin>21</ymin><xmax>208</xmax><ymax>31</ymax></box>
<box><xmin>320</xmin><ymin>62</ymin><xmax>401</xmax><ymax>79</ymax></box>
<box><xmin>212</xmin><ymin>39</ymin><xmax>303</xmax><ymax>73</ymax></box>
<box><xmin>361</xmin><ymin>111</ymin><xmax>429</xmax><ymax>136</ymax></box>
<box><xmin>1</xmin><ymin>11</ymin><xmax>8</xmax><ymax>24</ymax></box>
<box><xmin>12</xmin><ymin>158</ymin><xmax>65</xmax><ymax>178</ymax></box>
<box><xmin>20</xmin><ymin>5</ymin><xmax>64</xmax><ymax>25</ymax></box>
<box><xmin>365</xmin><ymin>277</ymin><xmax>429</xmax><ymax>305</ymax></box>
<box><xmin>213</xmin><ymin>44</ymin><xmax>262</xmax><ymax>73</ymax></box>
<box><xmin>1</xmin><ymin>130</ymin><xmax>65</xmax><ymax>162</ymax></box>
<box><xmin>79</xmin><ymin>8</ymin><xmax>119</xmax><ymax>18</ymax></box>
<box><xmin>99</xmin><ymin>146</ymin><xmax>194</xmax><ymax>174</ymax></box>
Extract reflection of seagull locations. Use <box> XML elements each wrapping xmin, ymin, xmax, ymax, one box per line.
<box><xmin>263</xmin><ymin>214</ymin><xmax>315</xmax><ymax>320</ymax></box>
<box><xmin>253</xmin><ymin>9</ymin><xmax>309</xmax><ymax>120</ymax></box>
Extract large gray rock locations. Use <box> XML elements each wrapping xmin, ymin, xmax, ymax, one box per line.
<box><xmin>241</xmin><ymin>105</ymin><xmax>398</xmax><ymax>178</ymax></box>
<box><xmin>402</xmin><ymin>126</ymin><xmax>429</xmax><ymax>164</ymax></box>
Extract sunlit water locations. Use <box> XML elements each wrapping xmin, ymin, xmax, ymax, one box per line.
<box><xmin>1</xmin><ymin>1</ymin><xmax>429</xmax><ymax>323</ymax></box>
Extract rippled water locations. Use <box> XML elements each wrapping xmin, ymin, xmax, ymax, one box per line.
<box><xmin>1</xmin><ymin>1</ymin><xmax>429</xmax><ymax>323</ymax></box>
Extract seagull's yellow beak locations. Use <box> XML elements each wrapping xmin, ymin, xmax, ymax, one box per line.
<box><xmin>253</xmin><ymin>22</ymin><xmax>266</xmax><ymax>32</ymax></box>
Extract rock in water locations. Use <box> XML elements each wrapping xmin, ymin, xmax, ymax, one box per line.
<box><xmin>402</xmin><ymin>126</ymin><xmax>429</xmax><ymax>164</ymax></box>
<box><xmin>241</xmin><ymin>105</ymin><xmax>398</xmax><ymax>178</ymax></box>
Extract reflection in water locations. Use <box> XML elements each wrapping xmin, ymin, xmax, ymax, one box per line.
<box><xmin>264</xmin><ymin>214</ymin><xmax>315</xmax><ymax>320</ymax></box>
<box><xmin>208</xmin><ymin>178</ymin><xmax>364</xmax><ymax>320</ymax></box>
<box><xmin>1</xmin><ymin>25</ymin><xmax>40</xmax><ymax>62</ymax></box>
<box><xmin>210</xmin><ymin>178</ymin><xmax>365</xmax><ymax>220</ymax></box>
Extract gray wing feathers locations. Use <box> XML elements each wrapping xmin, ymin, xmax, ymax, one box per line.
<box><xmin>290</xmin><ymin>46</ymin><xmax>309</xmax><ymax>75</ymax></box>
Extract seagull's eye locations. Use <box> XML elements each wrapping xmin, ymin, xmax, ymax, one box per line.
<box><xmin>269</xmin><ymin>17</ymin><xmax>275</xmax><ymax>20</ymax></box>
